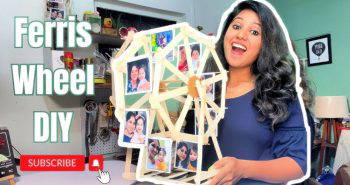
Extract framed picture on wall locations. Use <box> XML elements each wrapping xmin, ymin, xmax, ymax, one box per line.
<box><xmin>306</xmin><ymin>34</ymin><xmax>332</xmax><ymax>66</ymax></box>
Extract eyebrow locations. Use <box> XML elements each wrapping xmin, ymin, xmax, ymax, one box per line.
<box><xmin>232</xmin><ymin>17</ymin><xmax>262</xmax><ymax>27</ymax></box>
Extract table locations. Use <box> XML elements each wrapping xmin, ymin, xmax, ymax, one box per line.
<box><xmin>0</xmin><ymin>160</ymin><xmax>136</xmax><ymax>185</ymax></box>
<box><xmin>333</xmin><ymin>129</ymin><xmax>350</xmax><ymax>174</ymax></box>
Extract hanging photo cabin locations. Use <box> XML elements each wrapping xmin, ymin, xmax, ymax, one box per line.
<box><xmin>110</xmin><ymin>23</ymin><xmax>228</xmax><ymax>185</ymax></box>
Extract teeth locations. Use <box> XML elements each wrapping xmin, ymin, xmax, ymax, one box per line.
<box><xmin>232</xmin><ymin>43</ymin><xmax>247</xmax><ymax>51</ymax></box>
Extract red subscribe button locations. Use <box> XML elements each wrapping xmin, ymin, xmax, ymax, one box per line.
<box><xmin>20</xmin><ymin>155</ymin><xmax>85</xmax><ymax>171</ymax></box>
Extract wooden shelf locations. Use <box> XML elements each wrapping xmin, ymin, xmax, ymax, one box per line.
<box><xmin>95</xmin><ymin>83</ymin><xmax>112</xmax><ymax>89</ymax></box>
<box><xmin>91</xmin><ymin>32</ymin><xmax>124</xmax><ymax>47</ymax></box>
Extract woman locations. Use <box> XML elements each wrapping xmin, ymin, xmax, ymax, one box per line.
<box><xmin>127</xmin><ymin>64</ymin><xmax>139</xmax><ymax>93</ymax></box>
<box><xmin>123</xmin><ymin>111</ymin><xmax>135</xmax><ymax>143</ymax></box>
<box><xmin>203</xmin><ymin>1</ymin><xmax>310</xmax><ymax>185</ymax></box>
<box><xmin>175</xmin><ymin>142</ymin><xmax>190</xmax><ymax>169</ymax></box>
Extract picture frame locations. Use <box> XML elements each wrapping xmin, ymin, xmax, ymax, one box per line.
<box><xmin>146</xmin><ymin>137</ymin><xmax>172</xmax><ymax>173</ymax></box>
<box><xmin>306</xmin><ymin>34</ymin><xmax>332</xmax><ymax>66</ymax></box>
<box><xmin>174</xmin><ymin>141</ymin><xmax>198</xmax><ymax>172</ymax></box>
<box><xmin>125</xmin><ymin>55</ymin><xmax>153</xmax><ymax>95</ymax></box>
<box><xmin>118</xmin><ymin>109</ymin><xmax>149</xmax><ymax>149</ymax></box>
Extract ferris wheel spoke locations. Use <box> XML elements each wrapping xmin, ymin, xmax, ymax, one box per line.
<box><xmin>183</xmin><ymin>36</ymin><xmax>194</xmax><ymax>76</ymax></box>
<box><xmin>196</xmin><ymin>47</ymin><xmax>210</xmax><ymax>76</ymax></box>
<box><xmin>157</xmin><ymin>86</ymin><xmax>188</xmax><ymax>102</ymax></box>
<box><xmin>175</xmin><ymin>96</ymin><xmax>193</xmax><ymax>132</ymax></box>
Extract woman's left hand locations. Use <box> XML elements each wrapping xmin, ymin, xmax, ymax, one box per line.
<box><xmin>209</xmin><ymin>157</ymin><xmax>246</xmax><ymax>185</ymax></box>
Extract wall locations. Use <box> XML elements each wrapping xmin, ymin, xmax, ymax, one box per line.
<box><xmin>193</xmin><ymin>0</ymin><xmax>233</xmax><ymax>34</ymax></box>
<box><xmin>0</xmin><ymin>0</ymin><xmax>84</xmax><ymax>155</ymax></box>
<box><xmin>269</xmin><ymin>0</ymin><xmax>350</xmax><ymax>105</ymax></box>
<box><xmin>0</xmin><ymin>0</ymin><xmax>199</xmax><ymax>156</ymax></box>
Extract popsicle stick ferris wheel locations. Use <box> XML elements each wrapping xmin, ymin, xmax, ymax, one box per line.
<box><xmin>110</xmin><ymin>22</ymin><xmax>228</xmax><ymax>185</ymax></box>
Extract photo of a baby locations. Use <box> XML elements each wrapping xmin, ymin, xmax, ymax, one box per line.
<box><xmin>118</xmin><ymin>109</ymin><xmax>148</xmax><ymax>148</ymax></box>
<box><xmin>146</xmin><ymin>138</ymin><xmax>172</xmax><ymax>173</ymax></box>
<box><xmin>175</xmin><ymin>141</ymin><xmax>198</xmax><ymax>172</ymax></box>
<box><xmin>125</xmin><ymin>55</ymin><xmax>152</xmax><ymax>95</ymax></box>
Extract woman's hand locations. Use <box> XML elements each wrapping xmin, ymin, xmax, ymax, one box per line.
<box><xmin>209</xmin><ymin>157</ymin><xmax>246</xmax><ymax>185</ymax></box>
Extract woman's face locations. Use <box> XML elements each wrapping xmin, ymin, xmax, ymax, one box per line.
<box><xmin>224</xmin><ymin>9</ymin><xmax>262</xmax><ymax>69</ymax></box>
<box><xmin>138</xmin><ymin>68</ymin><xmax>146</xmax><ymax>81</ymax></box>
<box><xmin>177</xmin><ymin>145</ymin><xmax>187</xmax><ymax>161</ymax></box>
<box><xmin>190</xmin><ymin>150</ymin><xmax>197</xmax><ymax>161</ymax></box>
<box><xmin>126</xmin><ymin>115</ymin><xmax>135</xmax><ymax>134</ymax></box>
<box><xmin>130</xmin><ymin>65</ymin><xmax>139</xmax><ymax>81</ymax></box>
<box><xmin>191</xmin><ymin>50</ymin><xmax>200</xmax><ymax>60</ymax></box>
<box><xmin>136</xmin><ymin>119</ymin><xmax>144</xmax><ymax>134</ymax></box>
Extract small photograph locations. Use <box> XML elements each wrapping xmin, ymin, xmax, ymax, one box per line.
<box><xmin>146</xmin><ymin>137</ymin><xmax>172</xmax><ymax>173</ymax></box>
<box><xmin>194</xmin><ymin>108</ymin><xmax>218</xmax><ymax>137</ymax></box>
<box><xmin>49</xmin><ymin>0</ymin><xmax>64</xmax><ymax>3</ymax></box>
<box><xmin>175</xmin><ymin>141</ymin><xmax>198</xmax><ymax>172</ymax></box>
<box><xmin>125</xmin><ymin>55</ymin><xmax>152</xmax><ymax>95</ymax></box>
<box><xmin>177</xmin><ymin>43</ymin><xmax>202</xmax><ymax>73</ymax></box>
<box><xmin>150</xmin><ymin>30</ymin><xmax>174</xmax><ymax>62</ymax></box>
<box><xmin>119</xmin><ymin>109</ymin><xmax>148</xmax><ymax>148</ymax></box>
<box><xmin>201</xmin><ymin>73</ymin><xmax>215</xmax><ymax>101</ymax></box>
<box><xmin>50</xmin><ymin>8</ymin><xmax>65</xmax><ymax>21</ymax></box>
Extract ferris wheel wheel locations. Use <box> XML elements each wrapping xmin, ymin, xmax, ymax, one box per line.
<box><xmin>110</xmin><ymin>22</ymin><xmax>227</xmax><ymax>185</ymax></box>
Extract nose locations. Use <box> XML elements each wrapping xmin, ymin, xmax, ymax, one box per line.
<box><xmin>236</xmin><ymin>29</ymin><xmax>248</xmax><ymax>40</ymax></box>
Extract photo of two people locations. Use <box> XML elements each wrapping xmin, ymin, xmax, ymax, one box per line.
<box><xmin>146</xmin><ymin>138</ymin><xmax>172</xmax><ymax>173</ymax></box>
<box><xmin>122</xmin><ymin>110</ymin><xmax>148</xmax><ymax>146</ymax></box>
<box><xmin>175</xmin><ymin>141</ymin><xmax>198</xmax><ymax>172</ymax></box>
<box><xmin>126</xmin><ymin>56</ymin><xmax>152</xmax><ymax>95</ymax></box>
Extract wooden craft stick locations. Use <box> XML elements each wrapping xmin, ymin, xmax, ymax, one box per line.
<box><xmin>156</xmin><ymin>112</ymin><xmax>167</xmax><ymax>136</ymax></box>
<box><xmin>175</xmin><ymin>96</ymin><xmax>193</xmax><ymax>132</ymax></box>
<box><xmin>196</xmin><ymin>47</ymin><xmax>210</xmax><ymax>76</ymax></box>
<box><xmin>202</xmin><ymin>73</ymin><xmax>225</xmax><ymax>86</ymax></box>
<box><xmin>130</xmin><ymin>93</ymin><xmax>150</xmax><ymax>109</ymax></box>
<box><xmin>156</xmin><ymin>106</ymin><xmax>176</xmax><ymax>133</ymax></box>
<box><xmin>123</xmin><ymin>148</ymin><xmax>134</xmax><ymax>180</ymax></box>
<box><xmin>160</xmin><ymin>57</ymin><xmax>189</xmax><ymax>84</ymax></box>
<box><xmin>173</xmin><ymin>96</ymin><xmax>187</xmax><ymax>103</ymax></box>
<box><xmin>154</xmin><ymin>32</ymin><xmax>185</xmax><ymax>60</ymax></box>
<box><xmin>183</xmin><ymin>33</ymin><xmax>194</xmax><ymax>76</ymax></box>
<box><xmin>157</xmin><ymin>86</ymin><xmax>188</xmax><ymax>102</ymax></box>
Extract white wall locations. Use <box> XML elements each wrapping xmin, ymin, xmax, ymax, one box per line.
<box><xmin>0</xmin><ymin>0</ymin><xmax>230</xmax><ymax>156</ymax></box>
<box><xmin>193</xmin><ymin>0</ymin><xmax>234</xmax><ymax>34</ymax></box>
<box><xmin>0</xmin><ymin>0</ymin><xmax>84</xmax><ymax>156</ymax></box>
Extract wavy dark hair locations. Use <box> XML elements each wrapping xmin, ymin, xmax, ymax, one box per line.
<box><xmin>207</xmin><ymin>0</ymin><xmax>298</xmax><ymax>126</ymax></box>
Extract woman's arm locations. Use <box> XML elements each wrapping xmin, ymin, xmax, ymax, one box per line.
<box><xmin>209</xmin><ymin>156</ymin><xmax>303</xmax><ymax>185</ymax></box>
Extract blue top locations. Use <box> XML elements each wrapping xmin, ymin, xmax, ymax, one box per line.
<box><xmin>203</xmin><ymin>89</ymin><xmax>307</xmax><ymax>185</ymax></box>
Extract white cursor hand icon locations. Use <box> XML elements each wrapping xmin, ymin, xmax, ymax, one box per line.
<box><xmin>97</xmin><ymin>169</ymin><xmax>110</xmax><ymax>184</ymax></box>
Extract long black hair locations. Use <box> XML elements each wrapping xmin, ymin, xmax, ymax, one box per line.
<box><xmin>207</xmin><ymin>0</ymin><xmax>298</xmax><ymax>126</ymax></box>
<box><xmin>175</xmin><ymin>142</ymin><xmax>189</xmax><ymax>168</ymax></box>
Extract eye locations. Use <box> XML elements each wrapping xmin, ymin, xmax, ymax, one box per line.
<box><xmin>232</xmin><ymin>24</ymin><xmax>241</xmax><ymax>30</ymax></box>
<box><xmin>250</xmin><ymin>30</ymin><xmax>260</xmax><ymax>36</ymax></box>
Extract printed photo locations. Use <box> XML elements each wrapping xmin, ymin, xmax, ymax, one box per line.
<box><xmin>201</xmin><ymin>73</ymin><xmax>215</xmax><ymax>101</ymax></box>
<box><xmin>150</xmin><ymin>30</ymin><xmax>174</xmax><ymax>62</ymax></box>
<box><xmin>194</xmin><ymin>108</ymin><xmax>218</xmax><ymax>137</ymax></box>
<box><xmin>118</xmin><ymin>109</ymin><xmax>148</xmax><ymax>148</ymax></box>
<box><xmin>49</xmin><ymin>0</ymin><xmax>64</xmax><ymax>3</ymax></box>
<box><xmin>146</xmin><ymin>137</ymin><xmax>172</xmax><ymax>173</ymax></box>
<box><xmin>175</xmin><ymin>141</ymin><xmax>198</xmax><ymax>172</ymax></box>
<box><xmin>177</xmin><ymin>43</ymin><xmax>202</xmax><ymax>73</ymax></box>
<box><xmin>125</xmin><ymin>55</ymin><xmax>152</xmax><ymax>95</ymax></box>
<box><xmin>50</xmin><ymin>8</ymin><xmax>65</xmax><ymax>21</ymax></box>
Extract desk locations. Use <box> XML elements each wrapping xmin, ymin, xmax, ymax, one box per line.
<box><xmin>0</xmin><ymin>160</ymin><xmax>136</xmax><ymax>185</ymax></box>
<box><xmin>333</xmin><ymin>129</ymin><xmax>350</xmax><ymax>174</ymax></box>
